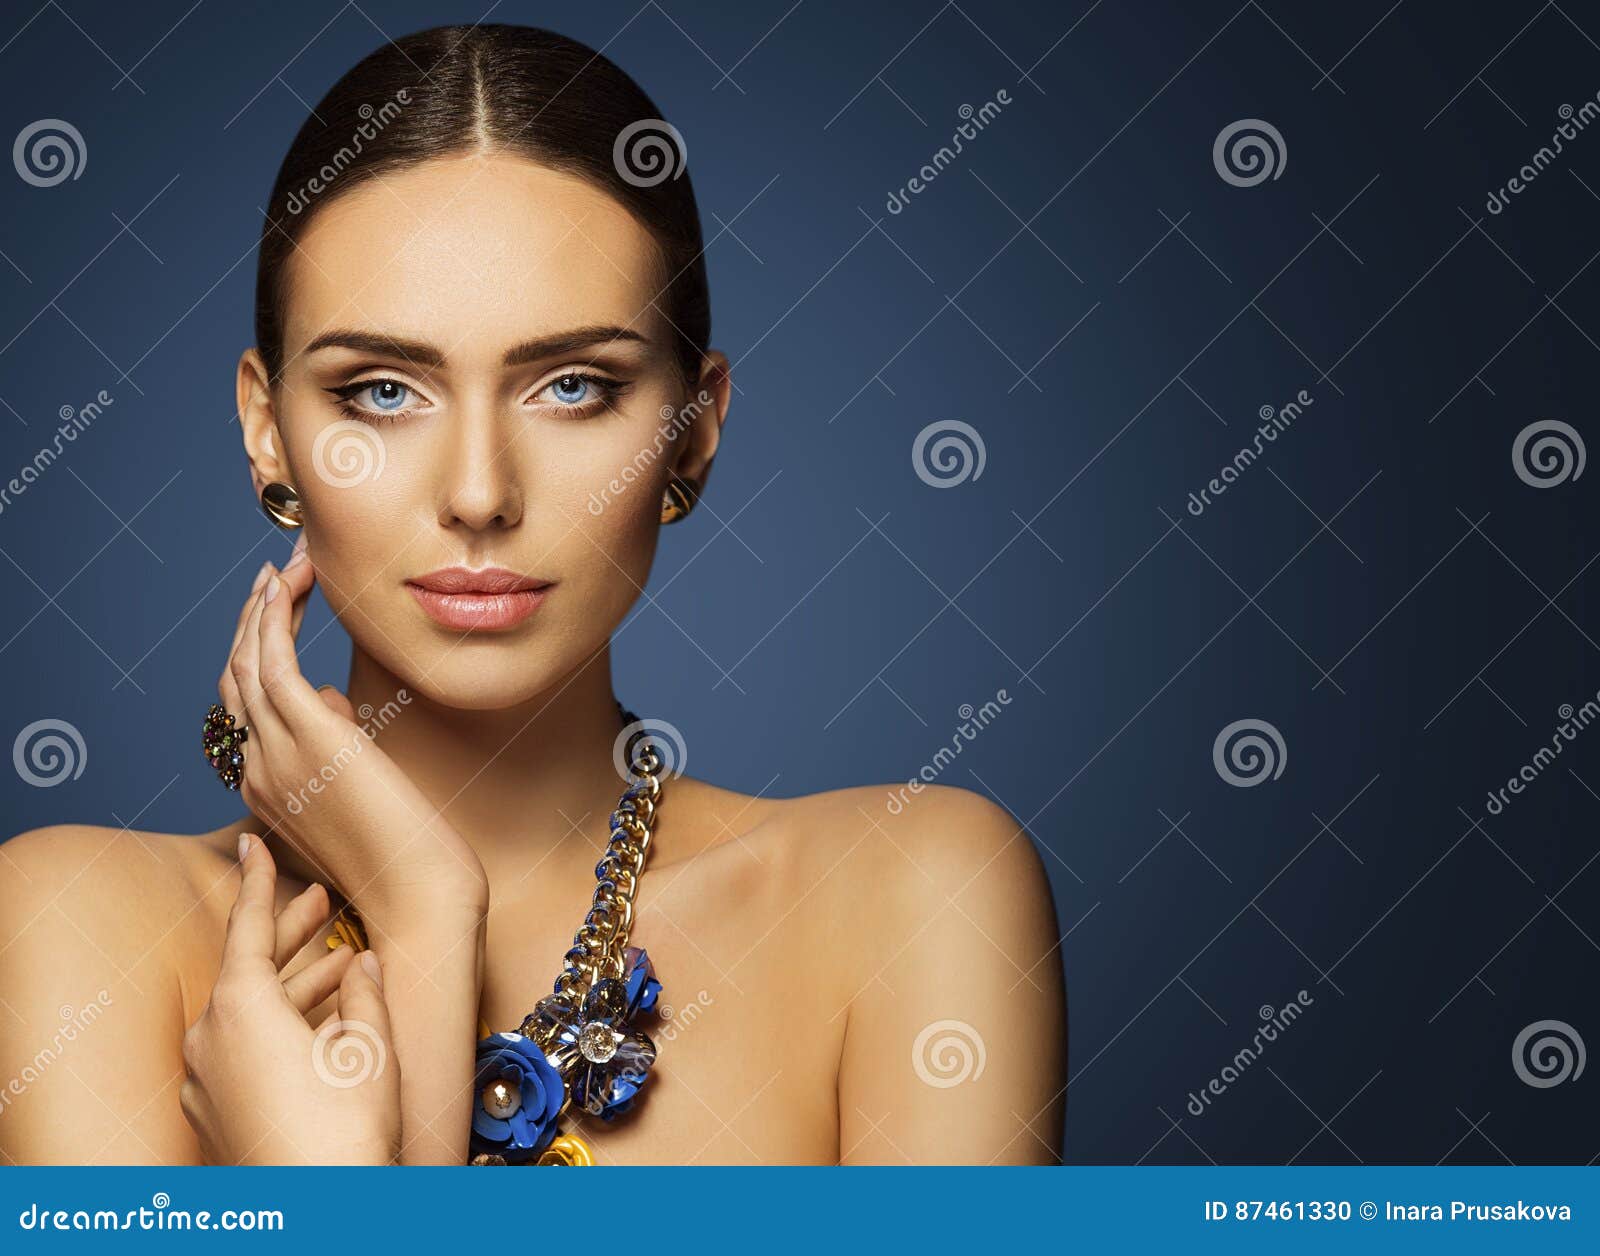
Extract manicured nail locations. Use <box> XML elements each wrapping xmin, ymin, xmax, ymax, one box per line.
<box><xmin>360</xmin><ymin>950</ymin><xmax>383</xmax><ymax>987</ymax></box>
<box><xmin>264</xmin><ymin>575</ymin><xmax>281</xmax><ymax>604</ymax></box>
<box><xmin>251</xmin><ymin>561</ymin><xmax>271</xmax><ymax>592</ymax></box>
<box><xmin>237</xmin><ymin>833</ymin><xmax>252</xmax><ymax>861</ymax></box>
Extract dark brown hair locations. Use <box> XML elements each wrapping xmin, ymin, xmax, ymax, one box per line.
<box><xmin>254</xmin><ymin>24</ymin><xmax>709</xmax><ymax>383</ymax></box>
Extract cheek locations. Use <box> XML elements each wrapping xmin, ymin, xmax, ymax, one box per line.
<box><xmin>289</xmin><ymin>473</ymin><xmax>423</xmax><ymax>617</ymax></box>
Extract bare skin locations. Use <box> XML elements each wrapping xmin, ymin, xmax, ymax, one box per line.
<box><xmin>0</xmin><ymin>152</ymin><xmax>1064</xmax><ymax>1166</ymax></box>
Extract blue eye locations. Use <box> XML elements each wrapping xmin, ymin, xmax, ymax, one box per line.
<box><xmin>365</xmin><ymin>380</ymin><xmax>410</xmax><ymax>411</ymax></box>
<box><xmin>549</xmin><ymin>374</ymin><xmax>591</xmax><ymax>405</ymax></box>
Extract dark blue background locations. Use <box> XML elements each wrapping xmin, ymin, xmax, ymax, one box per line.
<box><xmin>1</xmin><ymin>0</ymin><xmax>1596</xmax><ymax>1164</ymax></box>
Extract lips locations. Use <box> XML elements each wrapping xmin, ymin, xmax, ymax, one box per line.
<box><xmin>406</xmin><ymin>567</ymin><xmax>553</xmax><ymax>631</ymax></box>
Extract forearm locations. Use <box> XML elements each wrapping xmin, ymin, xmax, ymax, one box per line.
<box><xmin>366</xmin><ymin>913</ymin><xmax>485</xmax><ymax>1164</ymax></box>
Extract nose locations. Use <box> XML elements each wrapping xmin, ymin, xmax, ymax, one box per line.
<box><xmin>437</xmin><ymin>401</ymin><xmax>524</xmax><ymax>531</ymax></box>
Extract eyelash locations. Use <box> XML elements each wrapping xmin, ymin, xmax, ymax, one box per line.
<box><xmin>325</xmin><ymin>372</ymin><xmax>632</xmax><ymax>424</ymax></box>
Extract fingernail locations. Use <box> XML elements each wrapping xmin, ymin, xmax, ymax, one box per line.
<box><xmin>251</xmin><ymin>562</ymin><xmax>271</xmax><ymax>592</ymax></box>
<box><xmin>360</xmin><ymin>950</ymin><xmax>383</xmax><ymax>987</ymax></box>
<box><xmin>264</xmin><ymin>576</ymin><xmax>281</xmax><ymax>604</ymax></box>
<box><xmin>237</xmin><ymin>833</ymin><xmax>252</xmax><ymax>861</ymax></box>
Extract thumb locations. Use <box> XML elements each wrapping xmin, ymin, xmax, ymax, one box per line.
<box><xmin>335</xmin><ymin>951</ymin><xmax>396</xmax><ymax>1088</ymax></box>
<box><xmin>317</xmin><ymin>684</ymin><xmax>357</xmax><ymax>723</ymax></box>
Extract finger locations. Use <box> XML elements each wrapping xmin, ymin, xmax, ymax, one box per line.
<box><xmin>272</xmin><ymin>881</ymin><xmax>330</xmax><ymax>970</ymax></box>
<box><xmin>281</xmin><ymin>945</ymin><xmax>356</xmax><ymax>1016</ymax></box>
<box><xmin>256</xmin><ymin>574</ymin><xmax>323</xmax><ymax>727</ymax></box>
<box><xmin>230</xmin><ymin>583</ymin><xmax>282</xmax><ymax>735</ymax></box>
<box><xmin>334</xmin><ymin>951</ymin><xmax>395</xmax><ymax>1069</ymax></box>
<box><xmin>219</xmin><ymin>570</ymin><xmax>272</xmax><ymax>716</ymax></box>
<box><xmin>232</xmin><ymin>563</ymin><xmax>275</xmax><ymax>656</ymax></box>
<box><xmin>219</xmin><ymin>834</ymin><xmax>278</xmax><ymax>976</ymax></box>
<box><xmin>280</xmin><ymin>533</ymin><xmax>317</xmax><ymax>637</ymax></box>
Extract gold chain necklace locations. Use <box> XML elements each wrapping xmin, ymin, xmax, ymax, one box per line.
<box><xmin>330</xmin><ymin>707</ymin><xmax>666</xmax><ymax>1166</ymax></box>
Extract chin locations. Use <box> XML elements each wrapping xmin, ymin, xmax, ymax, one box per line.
<box><xmin>405</xmin><ymin>650</ymin><xmax>569</xmax><ymax>712</ymax></box>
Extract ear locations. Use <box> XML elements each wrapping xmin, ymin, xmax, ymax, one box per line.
<box><xmin>236</xmin><ymin>347</ymin><xmax>292</xmax><ymax>498</ymax></box>
<box><xmin>670</xmin><ymin>350</ymin><xmax>730</xmax><ymax>493</ymax></box>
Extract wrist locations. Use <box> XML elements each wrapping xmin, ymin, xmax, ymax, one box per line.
<box><xmin>358</xmin><ymin>876</ymin><xmax>488</xmax><ymax>937</ymax></box>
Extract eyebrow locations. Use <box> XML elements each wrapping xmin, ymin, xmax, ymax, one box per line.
<box><xmin>302</xmin><ymin>325</ymin><xmax>652</xmax><ymax>369</ymax></box>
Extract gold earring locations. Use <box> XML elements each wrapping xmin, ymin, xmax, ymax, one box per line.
<box><xmin>260</xmin><ymin>481</ymin><xmax>304</xmax><ymax>529</ymax></box>
<box><xmin>660</xmin><ymin>474</ymin><xmax>698</xmax><ymax>524</ymax></box>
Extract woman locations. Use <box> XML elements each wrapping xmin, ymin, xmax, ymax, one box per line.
<box><xmin>0</xmin><ymin>24</ymin><xmax>1063</xmax><ymax>1166</ymax></box>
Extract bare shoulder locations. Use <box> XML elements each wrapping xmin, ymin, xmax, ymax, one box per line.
<box><xmin>775</xmin><ymin>785</ymin><xmax>1064</xmax><ymax>1163</ymax></box>
<box><xmin>748</xmin><ymin>780</ymin><xmax>1051</xmax><ymax>909</ymax></box>
<box><xmin>0</xmin><ymin>822</ymin><xmax>245</xmax><ymax>1163</ymax></box>
<box><xmin>0</xmin><ymin>821</ymin><xmax>242</xmax><ymax>1012</ymax></box>
<box><xmin>672</xmin><ymin>777</ymin><xmax>1057</xmax><ymax>980</ymax></box>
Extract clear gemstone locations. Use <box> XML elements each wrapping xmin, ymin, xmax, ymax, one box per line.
<box><xmin>578</xmin><ymin>1021</ymin><xmax>617</xmax><ymax>1063</ymax></box>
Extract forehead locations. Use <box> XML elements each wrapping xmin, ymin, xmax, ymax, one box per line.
<box><xmin>282</xmin><ymin>153</ymin><xmax>667</xmax><ymax>360</ymax></box>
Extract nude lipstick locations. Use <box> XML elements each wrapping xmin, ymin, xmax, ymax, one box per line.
<box><xmin>406</xmin><ymin>567</ymin><xmax>553</xmax><ymax>631</ymax></box>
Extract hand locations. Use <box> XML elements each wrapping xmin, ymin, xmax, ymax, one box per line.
<box><xmin>219</xmin><ymin>535</ymin><xmax>488</xmax><ymax>927</ymax></box>
<box><xmin>180</xmin><ymin>834</ymin><xmax>401</xmax><ymax>1165</ymax></box>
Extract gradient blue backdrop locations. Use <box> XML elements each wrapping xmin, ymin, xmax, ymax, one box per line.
<box><xmin>1</xmin><ymin>0</ymin><xmax>1597</xmax><ymax>1163</ymax></box>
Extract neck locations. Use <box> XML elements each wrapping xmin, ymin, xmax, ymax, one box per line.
<box><xmin>344</xmin><ymin>644</ymin><xmax>629</xmax><ymax>866</ymax></box>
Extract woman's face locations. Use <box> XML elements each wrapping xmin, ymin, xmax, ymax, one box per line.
<box><xmin>238</xmin><ymin>153</ymin><xmax>724</xmax><ymax>709</ymax></box>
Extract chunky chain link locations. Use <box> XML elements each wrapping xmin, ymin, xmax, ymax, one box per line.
<box><xmin>551</xmin><ymin>716</ymin><xmax>662</xmax><ymax>1000</ymax></box>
